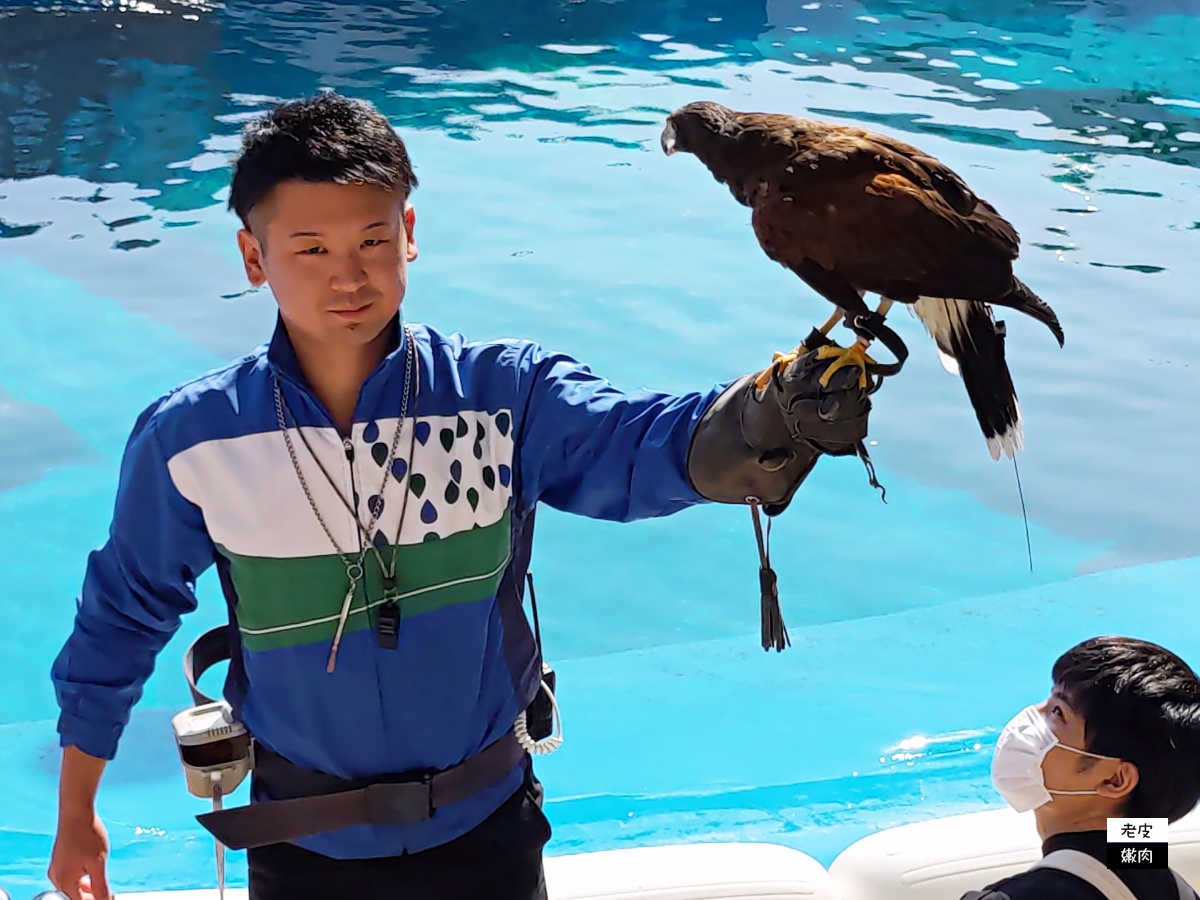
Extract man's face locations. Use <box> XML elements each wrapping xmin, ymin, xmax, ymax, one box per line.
<box><xmin>236</xmin><ymin>180</ymin><xmax>417</xmax><ymax>352</ymax></box>
<box><xmin>1035</xmin><ymin>684</ymin><xmax>1134</xmax><ymax>811</ymax></box>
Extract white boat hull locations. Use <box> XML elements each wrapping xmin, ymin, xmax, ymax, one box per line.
<box><xmin>110</xmin><ymin>805</ymin><xmax>1200</xmax><ymax>899</ymax></box>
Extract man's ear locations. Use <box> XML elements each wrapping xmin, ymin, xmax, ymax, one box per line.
<box><xmin>237</xmin><ymin>228</ymin><xmax>268</xmax><ymax>287</ymax></box>
<box><xmin>1098</xmin><ymin>760</ymin><xmax>1140</xmax><ymax>802</ymax></box>
<box><xmin>404</xmin><ymin>203</ymin><xmax>418</xmax><ymax>263</ymax></box>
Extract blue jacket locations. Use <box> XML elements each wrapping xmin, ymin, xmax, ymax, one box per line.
<box><xmin>51</xmin><ymin>316</ymin><xmax>724</xmax><ymax>859</ymax></box>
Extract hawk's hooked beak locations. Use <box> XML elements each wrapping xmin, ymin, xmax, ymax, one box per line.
<box><xmin>660</xmin><ymin>119</ymin><xmax>677</xmax><ymax>155</ymax></box>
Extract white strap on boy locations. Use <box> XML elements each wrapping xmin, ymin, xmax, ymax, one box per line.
<box><xmin>1032</xmin><ymin>849</ymin><xmax>1138</xmax><ymax>900</ymax></box>
<box><xmin>1032</xmin><ymin>849</ymin><xmax>1197</xmax><ymax>900</ymax></box>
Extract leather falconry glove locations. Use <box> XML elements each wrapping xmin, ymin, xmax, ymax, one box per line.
<box><xmin>686</xmin><ymin>322</ymin><xmax>905</xmax><ymax>651</ymax></box>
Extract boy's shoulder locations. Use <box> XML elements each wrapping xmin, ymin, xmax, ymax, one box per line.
<box><xmin>958</xmin><ymin>867</ymin><xmax>1103</xmax><ymax>900</ymax></box>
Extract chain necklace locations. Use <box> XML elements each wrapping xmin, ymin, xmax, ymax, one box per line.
<box><xmin>272</xmin><ymin>325</ymin><xmax>419</xmax><ymax>672</ymax></box>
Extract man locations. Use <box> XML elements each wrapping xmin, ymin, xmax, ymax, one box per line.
<box><xmin>46</xmin><ymin>92</ymin><xmax>884</xmax><ymax>900</ymax></box>
<box><xmin>966</xmin><ymin>635</ymin><xmax>1200</xmax><ymax>899</ymax></box>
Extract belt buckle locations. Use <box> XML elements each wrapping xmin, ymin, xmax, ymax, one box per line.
<box><xmin>363</xmin><ymin>775</ymin><xmax>435</xmax><ymax>826</ymax></box>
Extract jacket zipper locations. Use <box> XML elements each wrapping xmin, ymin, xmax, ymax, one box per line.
<box><xmin>343</xmin><ymin>437</ymin><xmax>364</xmax><ymax>556</ymax></box>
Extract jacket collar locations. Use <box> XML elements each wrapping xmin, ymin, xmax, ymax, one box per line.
<box><xmin>265</xmin><ymin>311</ymin><xmax>408</xmax><ymax>393</ymax></box>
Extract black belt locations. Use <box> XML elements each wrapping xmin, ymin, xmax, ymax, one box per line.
<box><xmin>185</xmin><ymin>626</ymin><xmax>528</xmax><ymax>850</ymax></box>
<box><xmin>197</xmin><ymin>731</ymin><xmax>527</xmax><ymax>850</ymax></box>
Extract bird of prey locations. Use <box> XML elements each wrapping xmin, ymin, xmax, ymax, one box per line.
<box><xmin>660</xmin><ymin>100</ymin><xmax>1065</xmax><ymax>461</ymax></box>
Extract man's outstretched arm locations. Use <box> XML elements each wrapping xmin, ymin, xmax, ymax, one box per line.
<box><xmin>509</xmin><ymin>333</ymin><xmax>875</xmax><ymax>520</ymax></box>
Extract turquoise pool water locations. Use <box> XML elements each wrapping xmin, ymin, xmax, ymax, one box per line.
<box><xmin>1</xmin><ymin>0</ymin><xmax>1199</xmax><ymax>892</ymax></box>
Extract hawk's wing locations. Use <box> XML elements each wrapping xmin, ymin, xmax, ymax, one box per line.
<box><xmin>743</xmin><ymin>122</ymin><xmax>1021</xmax><ymax>300</ymax></box>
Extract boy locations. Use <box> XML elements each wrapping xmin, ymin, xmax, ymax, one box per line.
<box><xmin>969</xmin><ymin>635</ymin><xmax>1200</xmax><ymax>899</ymax></box>
<box><xmin>47</xmin><ymin>92</ymin><xmax>883</xmax><ymax>900</ymax></box>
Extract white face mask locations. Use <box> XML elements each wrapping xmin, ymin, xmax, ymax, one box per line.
<box><xmin>990</xmin><ymin>704</ymin><xmax>1116</xmax><ymax>813</ymax></box>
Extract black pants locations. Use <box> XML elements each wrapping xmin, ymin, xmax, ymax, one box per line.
<box><xmin>247</xmin><ymin>772</ymin><xmax>552</xmax><ymax>900</ymax></box>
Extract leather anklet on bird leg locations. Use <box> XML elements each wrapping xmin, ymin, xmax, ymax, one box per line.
<box><xmin>826</xmin><ymin>300</ymin><xmax>910</xmax><ymax>390</ymax></box>
<box><xmin>753</xmin><ymin>308</ymin><xmax>846</xmax><ymax>392</ymax></box>
<box><xmin>814</xmin><ymin>299</ymin><xmax>898</xmax><ymax>389</ymax></box>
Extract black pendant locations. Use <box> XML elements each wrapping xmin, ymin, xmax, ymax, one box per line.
<box><xmin>377</xmin><ymin>601</ymin><xmax>400</xmax><ymax>650</ymax></box>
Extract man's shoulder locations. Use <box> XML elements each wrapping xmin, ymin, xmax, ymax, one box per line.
<box><xmin>137</xmin><ymin>346</ymin><xmax>270</xmax><ymax>453</ymax></box>
<box><xmin>414</xmin><ymin>322</ymin><xmax>542</xmax><ymax>365</ymax></box>
<box><xmin>413</xmin><ymin>323</ymin><xmax>590</xmax><ymax>399</ymax></box>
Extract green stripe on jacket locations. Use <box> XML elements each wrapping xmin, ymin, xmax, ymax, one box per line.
<box><xmin>220</xmin><ymin>511</ymin><xmax>511</xmax><ymax>652</ymax></box>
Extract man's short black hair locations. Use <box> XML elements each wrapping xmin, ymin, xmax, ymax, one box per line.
<box><xmin>1053</xmin><ymin>635</ymin><xmax>1200</xmax><ymax>822</ymax></box>
<box><xmin>228</xmin><ymin>91</ymin><xmax>418</xmax><ymax>228</ymax></box>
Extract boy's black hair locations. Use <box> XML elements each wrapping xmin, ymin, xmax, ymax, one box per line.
<box><xmin>1053</xmin><ymin>635</ymin><xmax>1200</xmax><ymax>821</ymax></box>
<box><xmin>228</xmin><ymin>91</ymin><xmax>418</xmax><ymax>228</ymax></box>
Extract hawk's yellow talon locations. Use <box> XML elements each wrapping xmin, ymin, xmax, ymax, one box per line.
<box><xmin>815</xmin><ymin>341</ymin><xmax>876</xmax><ymax>389</ymax></box>
<box><xmin>754</xmin><ymin>348</ymin><xmax>804</xmax><ymax>392</ymax></box>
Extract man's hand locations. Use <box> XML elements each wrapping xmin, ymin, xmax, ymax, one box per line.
<box><xmin>50</xmin><ymin>745</ymin><xmax>112</xmax><ymax>900</ymax></box>
<box><xmin>686</xmin><ymin>330</ymin><xmax>882</xmax><ymax>515</ymax></box>
<box><xmin>48</xmin><ymin>810</ymin><xmax>112</xmax><ymax>900</ymax></box>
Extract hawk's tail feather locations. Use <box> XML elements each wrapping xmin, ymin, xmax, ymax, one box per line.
<box><xmin>912</xmin><ymin>297</ymin><xmax>1022</xmax><ymax>460</ymax></box>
